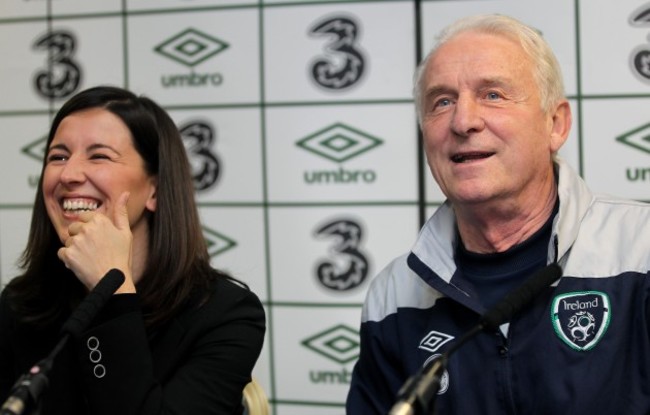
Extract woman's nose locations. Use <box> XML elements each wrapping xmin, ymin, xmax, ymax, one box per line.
<box><xmin>59</xmin><ymin>157</ymin><xmax>86</xmax><ymax>184</ymax></box>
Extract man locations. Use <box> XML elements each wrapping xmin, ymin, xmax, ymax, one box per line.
<box><xmin>347</xmin><ymin>14</ymin><xmax>650</xmax><ymax>415</ymax></box>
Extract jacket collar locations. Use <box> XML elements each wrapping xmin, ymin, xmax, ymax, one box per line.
<box><xmin>410</xmin><ymin>157</ymin><xmax>594</xmax><ymax>287</ymax></box>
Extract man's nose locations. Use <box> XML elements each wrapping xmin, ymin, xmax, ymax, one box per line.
<box><xmin>450</xmin><ymin>97</ymin><xmax>485</xmax><ymax>137</ymax></box>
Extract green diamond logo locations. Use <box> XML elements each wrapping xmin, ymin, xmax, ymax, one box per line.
<box><xmin>154</xmin><ymin>28</ymin><xmax>229</xmax><ymax>67</ymax></box>
<box><xmin>616</xmin><ymin>122</ymin><xmax>650</xmax><ymax>154</ymax></box>
<box><xmin>202</xmin><ymin>226</ymin><xmax>237</xmax><ymax>257</ymax></box>
<box><xmin>301</xmin><ymin>324</ymin><xmax>359</xmax><ymax>364</ymax></box>
<box><xmin>22</xmin><ymin>136</ymin><xmax>47</xmax><ymax>162</ymax></box>
<box><xmin>296</xmin><ymin>123</ymin><xmax>383</xmax><ymax>163</ymax></box>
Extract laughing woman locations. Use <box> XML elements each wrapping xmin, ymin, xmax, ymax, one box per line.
<box><xmin>0</xmin><ymin>86</ymin><xmax>265</xmax><ymax>415</ymax></box>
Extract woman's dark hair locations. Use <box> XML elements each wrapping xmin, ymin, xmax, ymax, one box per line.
<box><xmin>7</xmin><ymin>85</ymin><xmax>222</xmax><ymax>328</ymax></box>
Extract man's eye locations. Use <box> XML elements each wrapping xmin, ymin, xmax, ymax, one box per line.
<box><xmin>486</xmin><ymin>92</ymin><xmax>501</xmax><ymax>100</ymax></box>
<box><xmin>434</xmin><ymin>98</ymin><xmax>452</xmax><ymax>108</ymax></box>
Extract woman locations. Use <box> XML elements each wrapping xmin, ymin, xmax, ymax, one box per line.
<box><xmin>0</xmin><ymin>86</ymin><xmax>265</xmax><ymax>414</ymax></box>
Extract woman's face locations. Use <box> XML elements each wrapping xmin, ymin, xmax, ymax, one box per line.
<box><xmin>43</xmin><ymin>107</ymin><xmax>157</xmax><ymax>245</ymax></box>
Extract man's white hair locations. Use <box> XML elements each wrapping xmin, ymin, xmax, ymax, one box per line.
<box><xmin>413</xmin><ymin>14</ymin><xmax>566</xmax><ymax>125</ymax></box>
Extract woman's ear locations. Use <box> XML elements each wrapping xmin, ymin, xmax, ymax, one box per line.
<box><xmin>145</xmin><ymin>176</ymin><xmax>157</xmax><ymax>212</ymax></box>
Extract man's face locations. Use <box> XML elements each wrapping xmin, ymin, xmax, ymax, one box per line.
<box><xmin>420</xmin><ymin>31</ymin><xmax>565</xmax><ymax>208</ymax></box>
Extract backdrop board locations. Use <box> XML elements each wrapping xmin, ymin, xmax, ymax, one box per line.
<box><xmin>1</xmin><ymin>1</ymin><xmax>649</xmax><ymax>414</ymax></box>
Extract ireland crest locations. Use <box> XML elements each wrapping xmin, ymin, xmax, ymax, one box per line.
<box><xmin>551</xmin><ymin>291</ymin><xmax>611</xmax><ymax>351</ymax></box>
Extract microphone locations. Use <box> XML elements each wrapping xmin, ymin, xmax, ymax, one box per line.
<box><xmin>388</xmin><ymin>263</ymin><xmax>563</xmax><ymax>415</ymax></box>
<box><xmin>61</xmin><ymin>269</ymin><xmax>125</xmax><ymax>336</ymax></box>
<box><xmin>1</xmin><ymin>269</ymin><xmax>125</xmax><ymax>415</ymax></box>
<box><xmin>480</xmin><ymin>262</ymin><xmax>562</xmax><ymax>331</ymax></box>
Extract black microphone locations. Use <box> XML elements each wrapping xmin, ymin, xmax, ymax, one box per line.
<box><xmin>60</xmin><ymin>269</ymin><xmax>125</xmax><ymax>336</ymax></box>
<box><xmin>388</xmin><ymin>263</ymin><xmax>563</xmax><ymax>415</ymax></box>
<box><xmin>480</xmin><ymin>262</ymin><xmax>562</xmax><ymax>331</ymax></box>
<box><xmin>1</xmin><ymin>269</ymin><xmax>125</xmax><ymax>415</ymax></box>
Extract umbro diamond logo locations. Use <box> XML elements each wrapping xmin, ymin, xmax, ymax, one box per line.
<box><xmin>154</xmin><ymin>28</ymin><xmax>229</xmax><ymax>67</ymax></box>
<box><xmin>418</xmin><ymin>331</ymin><xmax>454</xmax><ymax>353</ymax></box>
<box><xmin>616</xmin><ymin>122</ymin><xmax>650</xmax><ymax>154</ymax></box>
<box><xmin>302</xmin><ymin>324</ymin><xmax>360</xmax><ymax>364</ymax></box>
<box><xmin>202</xmin><ymin>226</ymin><xmax>237</xmax><ymax>257</ymax></box>
<box><xmin>296</xmin><ymin>123</ymin><xmax>382</xmax><ymax>163</ymax></box>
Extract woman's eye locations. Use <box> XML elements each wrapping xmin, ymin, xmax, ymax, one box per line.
<box><xmin>46</xmin><ymin>154</ymin><xmax>67</xmax><ymax>163</ymax></box>
<box><xmin>90</xmin><ymin>153</ymin><xmax>111</xmax><ymax>160</ymax></box>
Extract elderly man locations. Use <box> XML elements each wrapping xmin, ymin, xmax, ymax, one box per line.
<box><xmin>347</xmin><ymin>14</ymin><xmax>650</xmax><ymax>415</ymax></box>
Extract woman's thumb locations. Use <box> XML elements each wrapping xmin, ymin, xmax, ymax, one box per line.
<box><xmin>114</xmin><ymin>191</ymin><xmax>130</xmax><ymax>229</ymax></box>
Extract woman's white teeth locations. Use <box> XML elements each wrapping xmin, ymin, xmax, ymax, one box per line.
<box><xmin>63</xmin><ymin>200</ymin><xmax>98</xmax><ymax>212</ymax></box>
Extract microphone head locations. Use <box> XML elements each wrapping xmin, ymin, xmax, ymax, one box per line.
<box><xmin>480</xmin><ymin>263</ymin><xmax>562</xmax><ymax>331</ymax></box>
<box><xmin>61</xmin><ymin>269</ymin><xmax>125</xmax><ymax>337</ymax></box>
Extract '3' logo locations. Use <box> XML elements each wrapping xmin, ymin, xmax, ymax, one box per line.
<box><xmin>179</xmin><ymin>120</ymin><xmax>221</xmax><ymax>191</ymax></box>
<box><xmin>309</xmin><ymin>15</ymin><xmax>366</xmax><ymax>90</ymax></box>
<box><xmin>314</xmin><ymin>218</ymin><xmax>369</xmax><ymax>291</ymax></box>
<box><xmin>33</xmin><ymin>30</ymin><xmax>81</xmax><ymax>100</ymax></box>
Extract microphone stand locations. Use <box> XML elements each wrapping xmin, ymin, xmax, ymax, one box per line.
<box><xmin>388</xmin><ymin>263</ymin><xmax>563</xmax><ymax>415</ymax></box>
<box><xmin>1</xmin><ymin>334</ymin><xmax>70</xmax><ymax>415</ymax></box>
<box><xmin>388</xmin><ymin>325</ymin><xmax>482</xmax><ymax>415</ymax></box>
<box><xmin>1</xmin><ymin>269</ymin><xmax>125</xmax><ymax>415</ymax></box>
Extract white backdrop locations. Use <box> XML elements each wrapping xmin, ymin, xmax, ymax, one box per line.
<box><xmin>1</xmin><ymin>0</ymin><xmax>649</xmax><ymax>414</ymax></box>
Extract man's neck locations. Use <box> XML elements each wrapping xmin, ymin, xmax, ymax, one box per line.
<box><xmin>454</xmin><ymin>182</ymin><xmax>558</xmax><ymax>254</ymax></box>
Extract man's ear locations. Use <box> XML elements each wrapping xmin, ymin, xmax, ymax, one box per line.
<box><xmin>549</xmin><ymin>100</ymin><xmax>572</xmax><ymax>153</ymax></box>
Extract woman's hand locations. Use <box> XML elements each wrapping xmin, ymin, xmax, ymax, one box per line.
<box><xmin>58</xmin><ymin>192</ymin><xmax>135</xmax><ymax>293</ymax></box>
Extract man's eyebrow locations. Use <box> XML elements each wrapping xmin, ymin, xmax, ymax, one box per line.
<box><xmin>479</xmin><ymin>77</ymin><xmax>510</xmax><ymax>89</ymax></box>
<box><xmin>424</xmin><ymin>77</ymin><xmax>511</xmax><ymax>98</ymax></box>
<box><xmin>423</xmin><ymin>85</ymin><xmax>455</xmax><ymax>101</ymax></box>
